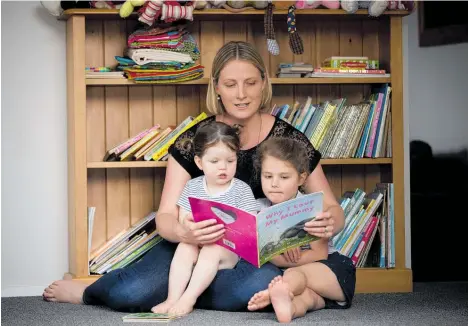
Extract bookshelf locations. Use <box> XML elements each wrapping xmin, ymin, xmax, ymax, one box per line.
<box><xmin>64</xmin><ymin>7</ymin><xmax>412</xmax><ymax>293</ymax></box>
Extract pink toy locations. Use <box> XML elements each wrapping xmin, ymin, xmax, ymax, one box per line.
<box><xmin>295</xmin><ymin>0</ymin><xmax>341</xmax><ymax>10</ymax></box>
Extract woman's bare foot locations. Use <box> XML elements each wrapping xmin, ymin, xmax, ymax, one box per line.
<box><xmin>167</xmin><ymin>295</ymin><xmax>196</xmax><ymax>316</ymax></box>
<box><xmin>151</xmin><ymin>300</ymin><xmax>176</xmax><ymax>314</ymax></box>
<box><xmin>42</xmin><ymin>278</ymin><xmax>88</xmax><ymax>304</ymax></box>
<box><xmin>247</xmin><ymin>275</ymin><xmax>285</xmax><ymax>311</ymax></box>
<box><xmin>269</xmin><ymin>277</ymin><xmax>295</xmax><ymax>323</ymax></box>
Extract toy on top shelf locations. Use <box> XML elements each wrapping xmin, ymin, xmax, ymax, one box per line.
<box><xmin>195</xmin><ymin>0</ymin><xmax>268</xmax><ymax>12</ymax></box>
<box><xmin>295</xmin><ymin>0</ymin><xmax>341</xmax><ymax>10</ymax></box>
<box><xmin>120</xmin><ymin>0</ymin><xmax>195</xmax><ymax>26</ymax></box>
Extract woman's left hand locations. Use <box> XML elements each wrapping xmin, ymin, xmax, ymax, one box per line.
<box><xmin>304</xmin><ymin>211</ymin><xmax>334</xmax><ymax>238</ymax></box>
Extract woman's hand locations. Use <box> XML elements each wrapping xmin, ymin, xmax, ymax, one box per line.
<box><xmin>179</xmin><ymin>214</ymin><xmax>225</xmax><ymax>245</ymax></box>
<box><xmin>283</xmin><ymin>247</ymin><xmax>302</xmax><ymax>263</ymax></box>
<box><xmin>304</xmin><ymin>211</ymin><xmax>335</xmax><ymax>238</ymax></box>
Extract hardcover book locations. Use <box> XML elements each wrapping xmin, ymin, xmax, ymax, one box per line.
<box><xmin>189</xmin><ymin>192</ymin><xmax>324</xmax><ymax>267</ymax></box>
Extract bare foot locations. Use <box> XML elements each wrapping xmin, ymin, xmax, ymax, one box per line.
<box><xmin>42</xmin><ymin>279</ymin><xmax>87</xmax><ymax>304</ymax></box>
<box><xmin>248</xmin><ymin>289</ymin><xmax>270</xmax><ymax>311</ymax></box>
<box><xmin>151</xmin><ymin>300</ymin><xmax>176</xmax><ymax>314</ymax></box>
<box><xmin>269</xmin><ymin>277</ymin><xmax>295</xmax><ymax>323</ymax></box>
<box><xmin>247</xmin><ymin>275</ymin><xmax>285</xmax><ymax>311</ymax></box>
<box><xmin>168</xmin><ymin>295</ymin><xmax>196</xmax><ymax>316</ymax></box>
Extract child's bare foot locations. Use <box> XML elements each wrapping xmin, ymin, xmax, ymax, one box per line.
<box><xmin>42</xmin><ymin>278</ymin><xmax>87</xmax><ymax>304</ymax></box>
<box><xmin>168</xmin><ymin>295</ymin><xmax>196</xmax><ymax>316</ymax></box>
<box><xmin>247</xmin><ymin>275</ymin><xmax>286</xmax><ymax>311</ymax></box>
<box><xmin>151</xmin><ymin>300</ymin><xmax>176</xmax><ymax>314</ymax></box>
<box><xmin>247</xmin><ymin>289</ymin><xmax>270</xmax><ymax>311</ymax></box>
<box><xmin>269</xmin><ymin>277</ymin><xmax>295</xmax><ymax>323</ymax></box>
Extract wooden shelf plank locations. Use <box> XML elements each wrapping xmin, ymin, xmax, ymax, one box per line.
<box><xmin>76</xmin><ymin>268</ymin><xmax>412</xmax><ymax>293</ymax></box>
<box><xmin>85</xmin><ymin>78</ymin><xmax>210</xmax><ymax>85</ymax></box>
<box><xmin>87</xmin><ymin>158</ymin><xmax>391</xmax><ymax>169</ymax></box>
<box><xmin>87</xmin><ymin>162</ymin><xmax>168</xmax><ymax>168</ymax></box>
<box><xmin>60</xmin><ymin>8</ymin><xmax>411</xmax><ymax>20</ymax></box>
<box><xmin>86</xmin><ymin>77</ymin><xmax>391</xmax><ymax>86</ymax></box>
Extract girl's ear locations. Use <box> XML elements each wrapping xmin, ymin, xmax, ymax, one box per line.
<box><xmin>299</xmin><ymin>172</ymin><xmax>308</xmax><ymax>186</ymax></box>
<box><xmin>194</xmin><ymin>155</ymin><xmax>203</xmax><ymax>171</ymax></box>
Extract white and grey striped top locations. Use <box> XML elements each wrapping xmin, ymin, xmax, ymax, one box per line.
<box><xmin>178</xmin><ymin>176</ymin><xmax>260</xmax><ymax>214</ymax></box>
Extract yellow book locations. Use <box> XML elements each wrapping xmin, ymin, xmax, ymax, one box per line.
<box><xmin>310</xmin><ymin>104</ymin><xmax>336</xmax><ymax>148</ymax></box>
<box><xmin>119</xmin><ymin>127</ymin><xmax>160</xmax><ymax>161</ymax></box>
<box><xmin>151</xmin><ymin>112</ymin><xmax>208</xmax><ymax>161</ymax></box>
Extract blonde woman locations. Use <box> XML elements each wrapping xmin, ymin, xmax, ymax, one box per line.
<box><xmin>43</xmin><ymin>41</ymin><xmax>344</xmax><ymax>313</ymax></box>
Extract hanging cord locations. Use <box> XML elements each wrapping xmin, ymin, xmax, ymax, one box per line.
<box><xmin>264</xmin><ymin>2</ymin><xmax>279</xmax><ymax>56</ymax></box>
<box><xmin>287</xmin><ymin>5</ymin><xmax>304</xmax><ymax>55</ymax></box>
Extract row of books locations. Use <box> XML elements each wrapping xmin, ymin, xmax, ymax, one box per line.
<box><xmin>271</xmin><ymin>84</ymin><xmax>392</xmax><ymax>158</ymax></box>
<box><xmin>276</xmin><ymin>57</ymin><xmax>389</xmax><ymax>78</ymax></box>
<box><xmin>88</xmin><ymin>211</ymin><xmax>163</xmax><ymax>275</ymax></box>
<box><xmin>102</xmin><ymin>112</ymin><xmax>207</xmax><ymax>162</ymax></box>
<box><xmin>334</xmin><ymin>183</ymin><xmax>395</xmax><ymax>268</ymax></box>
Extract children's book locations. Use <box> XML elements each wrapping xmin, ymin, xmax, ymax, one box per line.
<box><xmin>122</xmin><ymin>312</ymin><xmax>182</xmax><ymax>323</ymax></box>
<box><xmin>189</xmin><ymin>192</ymin><xmax>324</xmax><ymax>268</ymax></box>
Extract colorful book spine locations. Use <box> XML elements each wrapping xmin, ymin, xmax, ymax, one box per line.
<box><xmin>151</xmin><ymin>112</ymin><xmax>208</xmax><ymax>161</ymax></box>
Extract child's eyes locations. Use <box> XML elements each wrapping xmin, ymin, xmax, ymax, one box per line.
<box><xmin>263</xmin><ymin>175</ymin><xmax>272</xmax><ymax>179</ymax></box>
<box><xmin>281</xmin><ymin>176</ymin><xmax>290</xmax><ymax>179</ymax></box>
<box><xmin>210</xmin><ymin>160</ymin><xmax>218</xmax><ymax>163</ymax></box>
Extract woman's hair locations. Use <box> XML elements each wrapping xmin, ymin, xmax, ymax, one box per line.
<box><xmin>183</xmin><ymin>121</ymin><xmax>240</xmax><ymax>157</ymax></box>
<box><xmin>206</xmin><ymin>41</ymin><xmax>272</xmax><ymax>115</ymax></box>
<box><xmin>254</xmin><ymin>137</ymin><xmax>310</xmax><ymax>176</ymax></box>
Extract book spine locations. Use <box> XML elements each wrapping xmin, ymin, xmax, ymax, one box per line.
<box><xmin>365</xmin><ymin>93</ymin><xmax>384</xmax><ymax>157</ymax></box>
<box><xmin>351</xmin><ymin>216</ymin><xmax>378</xmax><ymax>265</ymax></box>
<box><xmin>151</xmin><ymin>112</ymin><xmax>208</xmax><ymax>161</ymax></box>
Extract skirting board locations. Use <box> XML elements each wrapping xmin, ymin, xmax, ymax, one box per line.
<box><xmin>2</xmin><ymin>285</ymin><xmax>45</xmax><ymax>297</ymax></box>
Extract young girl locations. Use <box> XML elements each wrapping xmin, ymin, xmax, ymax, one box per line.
<box><xmin>249</xmin><ymin>137</ymin><xmax>356</xmax><ymax>323</ymax></box>
<box><xmin>152</xmin><ymin>121</ymin><xmax>259</xmax><ymax>316</ymax></box>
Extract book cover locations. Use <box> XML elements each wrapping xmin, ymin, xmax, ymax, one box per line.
<box><xmin>122</xmin><ymin>312</ymin><xmax>182</xmax><ymax>323</ymax></box>
<box><xmin>189</xmin><ymin>192</ymin><xmax>324</xmax><ymax>268</ymax></box>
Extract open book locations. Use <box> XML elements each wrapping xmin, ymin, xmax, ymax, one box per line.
<box><xmin>189</xmin><ymin>191</ymin><xmax>324</xmax><ymax>268</ymax></box>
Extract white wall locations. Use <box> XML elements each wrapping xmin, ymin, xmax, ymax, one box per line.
<box><xmin>405</xmin><ymin>12</ymin><xmax>468</xmax><ymax>153</ymax></box>
<box><xmin>1</xmin><ymin>1</ymin><xmax>68</xmax><ymax>296</ymax></box>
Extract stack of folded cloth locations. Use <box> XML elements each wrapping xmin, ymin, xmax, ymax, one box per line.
<box><xmin>116</xmin><ymin>23</ymin><xmax>204</xmax><ymax>84</ymax></box>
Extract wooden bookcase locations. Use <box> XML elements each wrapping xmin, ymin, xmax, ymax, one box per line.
<box><xmin>62</xmin><ymin>8</ymin><xmax>412</xmax><ymax>293</ymax></box>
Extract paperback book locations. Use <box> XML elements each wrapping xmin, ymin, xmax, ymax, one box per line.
<box><xmin>189</xmin><ymin>192</ymin><xmax>324</xmax><ymax>267</ymax></box>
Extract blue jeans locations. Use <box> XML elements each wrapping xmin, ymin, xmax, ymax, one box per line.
<box><xmin>83</xmin><ymin>240</ymin><xmax>282</xmax><ymax>312</ymax></box>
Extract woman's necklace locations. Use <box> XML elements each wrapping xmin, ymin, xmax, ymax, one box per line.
<box><xmin>231</xmin><ymin>113</ymin><xmax>263</xmax><ymax>150</ymax></box>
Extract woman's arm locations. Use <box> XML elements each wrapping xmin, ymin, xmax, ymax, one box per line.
<box><xmin>156</xmin><ymin>156</ymin><xmax>225</xmax><ymax>244</ymax></box>
<box><xmin>156</xmin><ymin>156</ymin><xmax>192</xmax><ymax>243</ymax></box>
<box><xmin>302</xmin><ymin>164</ymin><xmax>345</xmax><ymax>237</ymax></box>
<box><xmin>270</xmin><ymin>239</ymin><xmax>329</xmax><ymax>268</ymax></box>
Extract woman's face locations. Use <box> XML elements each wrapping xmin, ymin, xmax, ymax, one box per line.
<box><xmin>215</xmin><ymin>59</ymin><xmax>265</xmax><ymax>121</ymax></box>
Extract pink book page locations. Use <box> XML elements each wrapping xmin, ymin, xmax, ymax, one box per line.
<box><xmin>189</xmin><ymin>197</ymin><xmax>259</xmax><ymax>267</ymax></box>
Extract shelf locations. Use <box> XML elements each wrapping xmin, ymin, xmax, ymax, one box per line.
<box><xmin>75</xmin><ymin>268</ymin><xmax>412</xmax><ymax>293</ymax></box>
<box><xmin>86</xmin><ymin>77</ymin><xmax>391</xmax><ymax>86</ymax></box>
<box><xmin>59</xmin><ymin>8</ymin><xmax>411</xmax><ymax>20</ymax></box>
<box><xmin>87</xmin><ymin>158</ymin><xmax>391</xmax><ymax>169</ymax></box>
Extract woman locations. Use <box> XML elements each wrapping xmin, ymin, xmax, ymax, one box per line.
<box><xmin>43</xmin><ymin>41</ymin><xmax>343</xmax><ymax>313</ymax></box>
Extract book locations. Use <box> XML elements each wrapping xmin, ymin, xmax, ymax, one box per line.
<box><xmin>189</xmin><ymin>192</ymin><xmax>324</xmax><ymax>268</ymax></box>
<box><xmin>122</xmin><ymin>312</ymin><xmax>182</xmax><ymax>323</ymax></box>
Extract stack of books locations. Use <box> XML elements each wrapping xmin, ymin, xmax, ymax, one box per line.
<box><xmin>276</xmin><ymin>62</ymin><xmax>313</xmax><ymax>78</ymax></box>
<box><xmin>310</xmin><ymin>56</ymin><xmax>389</xmax><ymax>78</ymax></box>
<box><xmin>102</xmin><ymin>112</ymin><xmax>207</xmax><ymax>162</ymax></box>
<box><xmin>89</xmin><ymin>211</ymin><xmax>163</xmax><ymax>275</ymax></box>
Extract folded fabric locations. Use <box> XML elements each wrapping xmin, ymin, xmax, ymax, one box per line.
<box><xmin>127</xmin><ymin>48</ymin><xmax>193</xmax><ymax>65</ymax></box>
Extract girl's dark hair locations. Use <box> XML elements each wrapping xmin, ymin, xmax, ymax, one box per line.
<box><xmin>183</xmin><ymin>121</ymin><xmax>240</xmax><ymax>157</ymax></box>
<box><xmin>254</xmin><ymin>137</ymin><xmax>310</xmax><ymax>176</ymax></box>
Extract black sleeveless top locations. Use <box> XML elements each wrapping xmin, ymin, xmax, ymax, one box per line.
<box><xmin>168</xmin><ymin>115</ymin><xmax>322</xmax><ymax>199</ymax></box>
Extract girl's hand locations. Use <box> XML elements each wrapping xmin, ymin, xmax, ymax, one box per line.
<box><xmin>304</xmin><ymin>211</ymin><xmax>334</xmax><ymax>238</ymax></box>
<box><xmin>283</xmin><ymin>247</ymin><xmax>302</xmax><ymax>263</ymax></box>
<box><xmin>181</xmin><ymin>214</ymin><xmax>225</xmax><ymax>245</ymax></box>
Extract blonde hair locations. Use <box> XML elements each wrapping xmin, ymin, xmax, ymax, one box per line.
<box><xmin>206</xmin><ymin>41</ymin><xmax>272</xmax><ymax>115</ymax></box>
